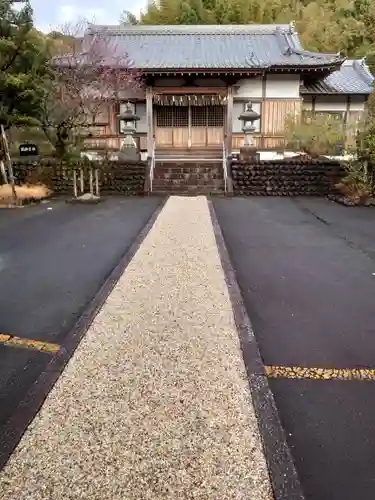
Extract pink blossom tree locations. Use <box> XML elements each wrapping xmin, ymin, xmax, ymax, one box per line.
<box><xmin>39</xmin><ymin>22</ymin><xmax>142</xmax><ymax>158</ymax></box>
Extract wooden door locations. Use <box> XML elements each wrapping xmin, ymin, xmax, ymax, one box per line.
<box><xmin>155</xmin><ymin>106</ymin><xmax>189</xmax><ymax>148</ymax></box>
<box><xmin>207</xmin><ymin>106</ymin><xmax>224</xmax><ymax>146</ymax></box>
<box><xmin>191</xmin><ymin>105</ymin><xmax>224</xmax><ymax>147</ymax></box>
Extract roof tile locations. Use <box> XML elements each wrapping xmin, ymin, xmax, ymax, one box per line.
<box><xmin>86</xmin><ymin>24</ymin><xmax>343</xmax><ymax>70</ymax></box>
<box><xmin>302</xmin><ymin>59</ymin><xmax>374</xmax><ymax>95</ymax></box>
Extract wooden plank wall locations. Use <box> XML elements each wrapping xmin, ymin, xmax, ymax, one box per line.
<box><xmin>262</xmin><ymin>99</ymin><xmax>302</xmax><ymax>135</ymax></box>
<box><xmin>232</xmin><ymin>99</ymin><xmax>301</xmax><ymax>150</ymax></box>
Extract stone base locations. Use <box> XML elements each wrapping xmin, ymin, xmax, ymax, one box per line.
<box><xmin>118</xmin><ymin>148</ymin><xmax>140</xmax><ymax>162</ymax></box>
<box><xmin>239</xmin><ymin>146</ymin><xmax>260</xmax><ymax>162</ymax></box>
<box><xmin>67</xmin><ymin>193</ymin><xmax>102</xmax><ymax>204</ymax></box>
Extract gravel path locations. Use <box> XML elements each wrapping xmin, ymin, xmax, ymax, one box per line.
<box><xmin>0</xmin><ymin>196</ymin><xmax>272</xmax><ymax>500</ymax></box>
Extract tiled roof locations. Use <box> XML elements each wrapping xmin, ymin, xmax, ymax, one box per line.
<box><xmin>85</xmin><ymin>24</ymin><xmax>343</xmax><ymax>70</ymax></box>
<box><xmin>301</xmin><ymin>59</ymin><xmax>374</xmax><ymax>94</ymax></box>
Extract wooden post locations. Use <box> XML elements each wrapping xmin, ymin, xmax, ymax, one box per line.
<box><xmin>73</xmin><ymin>170</ymin><xmax>78</xmax><ymax>198</ymax></box>
<box><xmin>261</xmin><ymin>74</ymin><xmax>267</xmax><ymax>149</ymax></box>
<box><xmin>344</xmin><ymin>96</ymin><xmax>351</xmax><ymax>154</ymax></box>
<box><xmin>311</xmin><ymin>95</ymin><xmax>316</xmax><ymax>116</ymax></box>
<box><xmin>0</xmin><ymin>160</ymin><xmax>8</xmax><ymax>184</ymax></box>
<box><xmin>225</xmin><ymin>86</ymin><xmax>234</xmax><ymax>195</ymax></box>
<box><xmin>80</xmin><ymin>168</ymin><xmax>84</xmax><ymax>193</ymax></box>
<box><xmin>1</xmin><ymin>125</ymin><xmax>17</xmax><ymax>201</ymax></box>
<box><xmin>146</xmin><ymin>86</ymin><xmax>154</xmax><ymax>158</ymax></box>
<box><xmin>95</xmin><ymin>169</ymin><xmax>100</xmax><ymax>197</ymax></box>
<box><xmin>226</xmin><ymin>86</ymin><xmax>233</xmax><ymax>156</ymax></box>
<box><xmin>89</xmin><ymin>168</ymin><xmax>93</xmax><ymax>195</ymax></box>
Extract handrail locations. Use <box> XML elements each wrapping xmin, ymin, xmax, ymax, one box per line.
<box><xmin>149</xmin><ymin>139</ymin><xmax>155</xmax><ymax>192</ymax></box>
<box><xmin>222</xmin><ymin>141</ymin><xmax>227</xmax><ymax>193</ymax></box>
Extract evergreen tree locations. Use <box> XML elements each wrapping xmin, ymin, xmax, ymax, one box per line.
<box><xmin>0</xmin><ymin>0</ymin><xmax>49</xmax><ymax>129</ymax></box>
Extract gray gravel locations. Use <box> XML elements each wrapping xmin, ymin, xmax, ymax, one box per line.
<box><xmin>0</xmin><ymin>196</ymin><xmax>272</xmax><ymax>500</ymax></box>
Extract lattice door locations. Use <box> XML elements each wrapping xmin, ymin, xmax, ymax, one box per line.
<box><xmin>191</xmin><ymin>106</ymin><xmax>224</xmax><ymax>146</ymax></box>
<box><xmin>155</xmin><ymin>106</ymin><xmax>189</xmax><ymax>147</ymax></box>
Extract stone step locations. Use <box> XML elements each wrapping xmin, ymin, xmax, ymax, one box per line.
<box><xmin>152</xmin><ymin>181</ymin><xmax>224</xmax><ymax>189</ymax></box>
<box><xmin>156</xmin><ymin>161</ymin><xmax>222</xmax><ymax>166</ymax></box>
<box><xmin>154</xmin><ymin>173</ymin><xmax>224</xmax><ymax>181</ymax></box>
<box><xmin>154</xmin><ymin>167</ymin><xmax>222</xmax><ymax>175</ymax></box>
<box><xmin>151</xmin><ymin>188</ymin><xmax>225</xmax><ymax>195</ymax></box>
<box><xmin>155</xmin><ymin>149</ymin><xmax>222</xmax><ymax>160</ymax></box>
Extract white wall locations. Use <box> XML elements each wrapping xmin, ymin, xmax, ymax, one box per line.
<box><xmin>235</xmin><ymin>75</ymin><xmax>300</xmax><ymax>99</ymax></box>
<box><xmin>315</xmin><ymin>97</ymin><xmax>348</xmax><ymax>112</ymax></box>
<box><xmin>234</xmin><ymin>77</ymin><xmax>263</xmax><ymax>99</ymax></box>
<box><xmin>303</xmin><ymin>95</ymin><xmax>366</xmax><ymax>113</ymax></box>
<box><xmin>265</xmin><ymin>74</ymin><xmax>300</xmax><ymax>99</ymax></box>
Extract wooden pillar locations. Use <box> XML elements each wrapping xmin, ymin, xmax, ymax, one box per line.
<box><xmin>146</xmin><ymin>86</ymin><xmax>154</xmax><ymax>157</ymax></box>
<box><xmin>225</xmin><ymin>86</ymin><xmax>234</xmax><ymax>195</ymax></box>
<box><xmin>226</xmin><ymin>86</ymin><xmax>233</xmax><ymax>156</ymax></box>
<box><xmin>261</xmin><ymin>73</ymin><xmax>267</xmax><ymax>149</ymax></box>
<box><xmin>344</xmin><ymin>95</ymin><xmax>351</xmax><ymax>153</ymax></box>
<box><xmin>344</xmin><ymin>95</ymin><xmax>351</xmax><ymax>127</ymax></box>
<box><xmin>109</xmin><ymin>102</ymin><xmax>117</xmax><ymax>135</ymax></box>
<box><xmin>311</xmin><ymin>95</ymin><xmax>316</xmax><ymax>116</ymax></box>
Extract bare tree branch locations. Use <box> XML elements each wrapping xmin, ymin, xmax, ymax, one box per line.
<box><xmin>40</xmin><ymin>20</ymin><xmax>143</xmax><ymax>157</ymax></box>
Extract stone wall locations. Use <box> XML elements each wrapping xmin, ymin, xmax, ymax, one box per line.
<box><xmin>10</xmin><ymin>159</ymin><xmax>147</xmax><ymax>196</ymax></box>
<box><xmin>231</xmin><ymin>159</ymin><xmax>345</xmax><ymax>196</ymax></box>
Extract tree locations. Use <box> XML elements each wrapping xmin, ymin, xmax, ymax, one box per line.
<box><xmin>0</xmin><ymin>1</ymin><xmax>49</xmax><ymax>130</ymax></box>
<box><xmin>36</xmin><ymin>22</ymin><xmax>143</xmax><ymax>158</ymax></box>
<box><xmin>120</xmin><ymin>11</ymin><xmax>139</xmax><ymax>25</ymax></box>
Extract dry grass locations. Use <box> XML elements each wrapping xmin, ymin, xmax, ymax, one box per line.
<box><xmin>0</xmin><ymin>184</ymin><xmax>51</xmax><ymax>205</ymax></box>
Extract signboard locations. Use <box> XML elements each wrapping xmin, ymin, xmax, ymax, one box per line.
<box><xmin>19</xmin><ymin>144</ymin><xmax>39</xmax><ymax>157</ymax></box>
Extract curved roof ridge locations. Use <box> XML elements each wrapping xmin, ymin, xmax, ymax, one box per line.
<box><xmin>87</xmin><ymin>23</ymin><xmax>293</xmax><ymax>36</ymax></box>
<box><xmin>352</xmin><ymin>59</ymin><xmax>374</xmax><ymax>85</ymax></box>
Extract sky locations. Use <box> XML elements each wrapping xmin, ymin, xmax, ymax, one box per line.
<box><xmin>30</xmin><ymin>0</ymin><xmax>146</xmax><ymax>33</ymax></box>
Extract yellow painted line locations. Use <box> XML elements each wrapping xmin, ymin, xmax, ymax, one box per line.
<box><xmin>265</xmin><ymin>365</ymin><xmax>375</xmax><ymax>381</ymax></box>
<box><xmin>0</xmin><ymin>333</ymin><xmax>60</xmax><ymax>354</ymax></box>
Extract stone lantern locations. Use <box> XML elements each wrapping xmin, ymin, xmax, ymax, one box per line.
<box><xmin>118</xmin><ymin>102</ymin><xmax>140</xmax><ymax>161</ymax></box>
<box><xmin>238</xmin><ymin>101</ymin><xmax>260</xmax><ymax>161</ymax></box>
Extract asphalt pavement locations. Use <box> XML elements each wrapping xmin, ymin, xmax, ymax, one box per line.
<box><xmin>212</xmin><ymin>197</ymin><xmax>375</xmax><ymax>500</ymax></box>
<box><xmin>0</xmin><ymin>197</ymin><xmax>162</xmax><ymax>437</ymax></box>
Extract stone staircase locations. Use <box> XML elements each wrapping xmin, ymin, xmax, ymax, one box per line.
<box><xmin>155</xmin><ymin>148</ymin><xmax>222</xmax><ymax>162</ymax></box>
<box><xmin>151</xmin><ymin>147</ymin><xmax>225</xmax><ymax>195</ymax></box>
<box><xmin>152</xmin><ymin>160</ymin><xmax>225</xmax><ymax>195</ymax></box>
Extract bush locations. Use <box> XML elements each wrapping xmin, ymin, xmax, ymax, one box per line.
<box><xmin>335</xmin><ymin>160</ymin><xmax>374</xmax><ymax>204</ymax></box>
<box><xmin>285</xmin><ymin>112</ymin><xmax>347</xmax><ymax>158</ymax></box>
<box><xmin>336</xmin><ymin>92</ymin><xmax>375</xmax><ymax>204</ymax></box>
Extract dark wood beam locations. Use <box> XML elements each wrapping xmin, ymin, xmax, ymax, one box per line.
<box><xmin>226</xmin><ymin>86</ymin><xmax>233</xmax><ymax>156</ymax></box>
<box><xmin>153</xmin><ymin>87</ymin><xmax>227</xmax><ymax>95</ymax></box>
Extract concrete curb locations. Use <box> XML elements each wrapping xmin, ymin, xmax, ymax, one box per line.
<box><xmin>0</xmin><ymin>196</ymin><xmax>168</xmax><ymax>471</ymax></box>
<box><xmin>208</xmin><ymin>199</ymin><xmax>305</xmax><ymax>500</ymax></box>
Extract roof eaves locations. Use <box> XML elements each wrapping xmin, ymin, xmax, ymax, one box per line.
<box><xmin>143</xmin><ymin>67</ymin><xmax>267</xmax><ymax>74</ymax></box>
